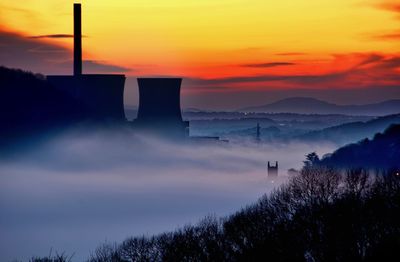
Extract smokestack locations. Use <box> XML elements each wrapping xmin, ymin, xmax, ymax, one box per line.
<box><xmin>74</xmin><ymin>3</ymin><xmax>82</xmax><ymax>76</ymax></box>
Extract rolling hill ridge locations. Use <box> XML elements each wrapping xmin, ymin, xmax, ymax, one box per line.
<box><xmin>240</xmin><ymin>97</ymin><xmax>400</xmax><ymax>116</ymax></box>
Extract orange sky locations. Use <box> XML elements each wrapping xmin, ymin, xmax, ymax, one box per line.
<box><xmin>0</xmin><ymin>0</ymin><xmax>399</xmax><ymax>108</ymax></box>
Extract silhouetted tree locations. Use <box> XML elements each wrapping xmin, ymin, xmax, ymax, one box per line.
<box><xmin>303</xmin><ymin>152</ymin><xmax>320</xmax><ymax>168</ymax></box>
<box><xmin>119</xmin><ymin>236</ymin><xmax>160</xmax><ymax>261</ymax></box>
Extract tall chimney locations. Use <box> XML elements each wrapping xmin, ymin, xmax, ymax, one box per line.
<box><xmin>74</xmin><ymin>3</ymin><xmax>82</xmax><ymax>76</ymax></box>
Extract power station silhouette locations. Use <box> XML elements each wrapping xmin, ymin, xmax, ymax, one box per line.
<box><xmin>48</xmin><ymin>4</ymin><xmax>126</xmax><ymax>121</ymax></box>
<box><xmin>47</xmin><ymin>3</ymin><xmax>190</xmax><ymax>138</ymax></box>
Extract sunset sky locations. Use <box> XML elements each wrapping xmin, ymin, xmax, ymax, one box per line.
<box><xmin>0</xmin><ymin>0</ymin><xmax>399</xmax><ymax>109</ymax></box>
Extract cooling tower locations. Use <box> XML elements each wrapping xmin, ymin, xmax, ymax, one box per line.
<box><xmin>134</xmin><ymin>78</ymin><xmax>189</xmax><ymax>137</ymax></box>
<box><xmin>47</xmin><ymin>3</ymin><xmax>126</xmax><ymax>121</ymax></box>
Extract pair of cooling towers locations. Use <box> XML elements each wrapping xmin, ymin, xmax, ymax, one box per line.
<box><xmin>47</xmin><ymin>3</ymin><xmax>188</xmax><ymax>137</ymax></box>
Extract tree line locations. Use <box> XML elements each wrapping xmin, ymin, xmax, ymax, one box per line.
<box><xmin>80</xmin><ymin>165</ymin><xmax>399</xmax><ymax>262</ymax></box>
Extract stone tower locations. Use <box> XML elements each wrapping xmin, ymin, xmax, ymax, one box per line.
<box><xmin>268</xmin><ymin>161</ymin><xmax>278</xmax><ymax>177</ymax></box>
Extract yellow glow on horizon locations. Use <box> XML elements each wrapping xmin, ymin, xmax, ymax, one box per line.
<box><xmin>0</xmin><ymin>0</ymin><xmax>398</xmax><ymax>77</ymax></box>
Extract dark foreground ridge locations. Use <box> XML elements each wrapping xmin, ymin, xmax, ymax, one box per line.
<box><xmin>28</xmin><ymin>166</ymin><xmax>400</xmax><ymax>262</ymax></box>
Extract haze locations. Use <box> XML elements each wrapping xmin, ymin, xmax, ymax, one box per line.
<box><xmin>0</xmin><ymin>130</ymin><xmax>335</xmax><ymax>261</ymax></box>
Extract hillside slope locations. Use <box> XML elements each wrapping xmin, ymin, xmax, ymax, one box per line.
<box><xmin>321</xmin><ymin>124</ymin><xmax>400</xmax><ymax>169</ymax></box>
<box><xmin>296</xmin><ymin>114</ymin><xmax>400</xmax><ymax>145</ymax></box>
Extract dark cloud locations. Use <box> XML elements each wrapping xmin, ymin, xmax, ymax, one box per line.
<box><xmin>349</xmin><ymin>53</ymin><xmax>400</xmax><ymax>70</ymax></box>
<box><xmin>29</xmin><ymin>34</ymin><xmax>74</xmax><ymax>39</ymax></box>
<box><xmin>28</xmin><ymin>46</ymin><xmax>69</xmax><ymax>53</ymax></box>
<box><xmin>185</xmin><ymin>72</ymin><xmax>345</xmax><ymax>87</ymax></box>
<box><xmin>275</xmin><ymin>52</ymin><xmax>307</xmax><ymax>56</ymax></box>
<box><xmin>82</xmin><ymin>60</ymin><xmax>130</xmax><ymax>73</ymax></box>
<box><xmin>0</xmin><ymin>30</ymin><xmax>130</xmax><ymax>74</ymax></box>
<box><xmin>183</xmin><ymin>53</ymin><xmax>400</xmax><ymax>90</ymax></box>
<box><xmin>357</xmin><ymin>53</ymin><xmax>385</xmax><ymax>66</ymax></box>
<box><xmin>0</xmin><ymin>30</ymin><xmax>70</xmax><ymax>74</ymax></box>
<box><xmin>51</xmin><ymin>60</ymin><xmax>132</xmax><ymax>74</ymax></box>
<box><xmin>240</xmin><ymin>62</ymin><xmax>295</xmax><ymax>68</ymax></box>
<box><xmin>373</xmin><ymin>32</ymin><xmax>400</xmax><ymax>41</ymax></box>
<box><xmin>374</xmin><ymin>56</ymin><xmax>400</xmax><ymax>70</ymax></box>
<box><xmin>28</xmin><ymin>34</ymin><xmax>88</xmax><ymax>39</ymax></box>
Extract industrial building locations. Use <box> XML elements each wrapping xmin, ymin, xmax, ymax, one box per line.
<box><xmin>47</xmin><ymin>3</ymin><xmax>126</xmax><ymax>122</ymax></box>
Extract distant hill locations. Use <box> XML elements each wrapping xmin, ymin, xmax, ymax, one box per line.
<box><xmin>320</xmin><ymin>124</ymin><xmax>400</xmax><ymax>169</ymax></box>
<box><xmin>296</xmin><ymin>114</ymin><xmax>400</xmax><ymax>145</ymax></box>
<box><xmin>240</xmin><ymin>97</ymin><xmax>400</xmax><ymax>116</ymax></box>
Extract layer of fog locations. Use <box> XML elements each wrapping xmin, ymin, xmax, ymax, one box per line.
<box><xmin>0</xmin><ymin>130</ymin><xmax>336</xmax><ymax>261</ymax></box>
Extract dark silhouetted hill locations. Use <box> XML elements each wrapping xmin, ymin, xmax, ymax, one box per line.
<box><xmin>240</xmin><ymin>97</ymin><xmax>400</xmax><ymax>116</ymax></box>
<box><xmin>321</xmin><ymin>124</ymin><xmax>400</xmax><ymax>169</ymax></box>
<box><xmin>0</xmin><ymin>66</ymin><xmax>87</xmax><ymax>145</ymax></box>
<box><xmin>296</xmin><ymin>114</ymin><xmax>400</xmax><ymax>145</ymax></box>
